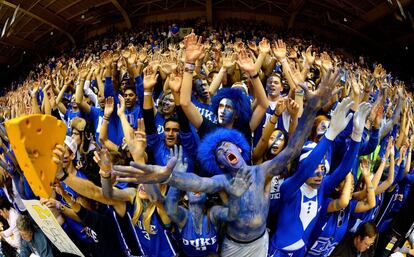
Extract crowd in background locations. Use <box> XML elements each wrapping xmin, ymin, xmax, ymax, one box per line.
<box><xmin>0</xmin><ymin>18</ymin><xmax>413</xmax><ymax>257</ymax></box>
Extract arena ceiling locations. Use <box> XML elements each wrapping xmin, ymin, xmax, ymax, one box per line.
<box><xmin>0</xmin><ymin>0</ymin><xmax>413</xmax><ymax>68</ymax></box>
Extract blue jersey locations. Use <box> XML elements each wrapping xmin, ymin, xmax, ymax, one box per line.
<box><xmin>306</xmin><ymin>199</ymin><xmax>358</xmax><ymax>257</ymax></box>
<box><xmin>192</xmin><ymin>96</ymin><xmax>217</xmax><ymax>124</ymax></box>
<box><xmin>64</xmin><ymin>108</ymin><xmax>81</xmax><ymax>135</ymax></box>
<box><xmin>135</xmin><ymin>212</ymin><xmax>177</xmax><ymax>257</ymax></box>
<box><xmin>88</xmin><ymin>106</ymin><xmax>104</xmax><ymax>145</ymax></box>
<box><xmin>179</xmin><ymin>213</ymin><xmax>219</xmax><ymax>257</ymax></box>
<box><xmin>110</xmin><ymin>204</ymin><xmax>143</xmax><ymax>257</ymax></box>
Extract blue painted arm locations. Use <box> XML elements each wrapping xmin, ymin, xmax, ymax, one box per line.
<box><xmin>169</xmin><ymin>173</ymin><xmax>229</xmax><ymax>194</ymax></box>
<box><xmin>280</xmin><ymin>136</ymin><xmax>332</xmax><ymax>201</ymax></box>
<box><xmin>165</xmin><ymin>186</ymin><xmax>188</xmax><ymax>228</ymax></box>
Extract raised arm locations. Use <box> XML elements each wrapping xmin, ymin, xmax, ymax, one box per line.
<box><xmin>113</xmin><ymin>145</ymin><xmax>229</xmax><ymax>194</ymax></box>
<box><xmin>354</xmin><ymin>162</ymin><xmax>376</xmax><ymax>213</ymax></box>
<box><xmin>252</xmin><ymin>99</ymin><xmax>285</xmax><ymax>164</ymax></box>
<box><xmin>327</xmin><ymin>172</ymin><xmax>353</xmax><ymax>213</ymax></box>
<box><xmin>75</xmin><ymin>65</ymin><xmax>92</xmax><ymax>113</ymax></box>
<box><xmin>237</xmin><ymin>49</ymin><xmax>269</xmax><ymax>131</ymax></box>
<box><xmin>99</xmin><ymin>97</ymin><xmax>119</xmax><ymax>152</ymax></box>
<box><xmin>179</xmin><ymin>33</ymin><xmax>205</xmax><ymax>129</ymax></box>
<box><xmin>323</xmin><ymin>102</ymin><xmax>371</xmax><ymax>194</ymax></box>
<box><xmin>376</xmin><ymin>145</ymin><xmax>395</xmax><ymax>195</ymax></box>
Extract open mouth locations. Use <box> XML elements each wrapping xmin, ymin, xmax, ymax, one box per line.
<box><xmin>226</xmin><ymin>153</ymin><xmax>239</xmax><ymax>165</ymax></box>
<box><xmin>166</xmin><ymin>138</ymin><xmax>175</xmax><ymax>143</ymax></box>
<box><xmin>193</xmin><ymin>192</ymin><xmax>201</xmax><ymax>197</ymax></box>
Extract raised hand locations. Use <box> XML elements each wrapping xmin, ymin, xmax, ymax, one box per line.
<box><xmin>274</xmin><ymin>97</ymin><xmax>287</xmax><ymax>116</ymax></box>
<box><xmin>325</xmin><ymin>97</ymin><xmax>354</xmax><ymax>140</ymax></box>
<box><xmin>183</xmin><ymin>32</ymin><xmax>205</xmax><ymax>64</ymax></box>
<box><xmin>104</xmin><ymin>97</ymin><xmax>114</xmax><ymax>118</ymax></box>
<box><xmin>320</xmin><ymin>52</ymin><xmax>333</xmax><ymax>71</ymax></box>
<box><xmin>247</xmin><ymin>41</ymin><xmax>258</xmax><ymax>53</ymax></box>
<box><xmin>101</xmin><ymin>51</ymin><xmax>113</xmax><ymax>67</ymax></box>
<box><xmin>93</xmin><ymin>147</ymin><xmax>113</xmax><ymax>172</ymax></box>
<box><xmin>258</xmin><ymin>38</ymin><xmax>270</xmax><ymax>54</ymax></box>
<box><xmin>237</xmin><ymin>49</ymin><xmax>256</xmax><ymax>76</ymax></box>
<box><xmin>299</xmin><ymin>69</ymin><xmax>341</xmax><ymax>112</ymax></box>
<box><xmin>169</xmin><ymin>72</ymin><xmax>183</xmax><ymax>94</ymax></box>
<box><xmin>305</xmin><ymin>45</ymin><xmax>315</xmax><ymax>65</ymax></box>
<box><xmin>385</xmin><ymin>137</ymin><xmax>394</xmax><ymax>158</ymax></box>
<box><xmin>225</xmin><ymin>166</ymin><xmax>253</xmax><ymax>197</ymax></box>
<box><xmin>352</xmin><ymin>102</ymin><xmax>372</xmax><ymax>139</ymax></box>
<box><xmin>287</xmin><ymin>98</ymin><xmax>300</xmax><ymax>118</ymax></box>
<box><xmin>117</xmin><ymin>95</ymin><xmax>126</xmax><ymax>117</ymax></box>
<box><xmin>127</xmin><ymin>118</ymin><xmax>147</xmax><ymax>159</ymax></box>
<box><xmin>222</xmin><ymin>51</ymin><xmax>237</xmax><ymax>70</ymax></box>
<box><xmin>143</xmin><ymin>65</ymin><xmax>159</xmax><ymax>92</ymax></box>
<box><xmin>170</xmin><ymin>145</ymin><xmax>188</xmax><ymax>173</ymax></box>
<box><xmin>272</xmin><ymin>39</ymin><xmax>287</xmax><ymax>60</ymax></box>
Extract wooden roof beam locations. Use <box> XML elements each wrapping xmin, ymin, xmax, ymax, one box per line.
<box><xmin>1</xmin><ymin>0</ymin><xmax>75</xmax><ymax>45</ymax></box>
<box><xmin>111</xmin><ymin>0</ymin><xmax>131</xmax><ymax>29</ymax></box>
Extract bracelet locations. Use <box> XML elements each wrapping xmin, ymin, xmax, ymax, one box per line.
<box><xmin>281</xmin><ymin>58</ymin><xmax>288</xmax><ymax>64</ymax></box>
<box><xmin>144</xmin><ymin>91</ymin><xmax>153</xmax><ymax>96</ymax></box>
<box><xmin>295</xmin><ymin>89</ymin><xmax>305</xmax><ymax>96</ymax></box>
<box><xmin>103</xmin><ymin>116</ymin><xmax>110</xmax><ymax>121</ymax></box>
<box><xmin>100</xmin><ymin>172</ymin><xmax>111</xmax><ymax>179</ymax></box>
<box><xmin>367</xmin><ymin>186</ymin><xmax>374</xmax><ymax>190</ymax></box>
<box><xmin>130</xmin><ymin>63</ymin><xmax>136</xmax><ymax>68</ymax></box>
<box><xmin>58</xmin><ymin>170</ymin><xmax>69</xmax><ymax>182</ymax></box>
<box><xmin>184</xmin><ymin>63</ymin><xmax>195</xmax><ymax>73</ymax></box>
<box><xmin>250</xmin><ymin>73</ymin><xmax>259</xmax><ymax>79</ymax></box>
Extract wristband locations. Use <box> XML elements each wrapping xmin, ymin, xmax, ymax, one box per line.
<box><xmin>269</xmin><ymin>118</ymin><xmax>277</xmax><ymax>124</ymax></box>
<box><xmin>295</xmin><ymin>89</ymin><xmax>305</xmax><ymax>96</ymax></box>
<box><xmin>281</xmin><ymin>58</ymin><xmax>288</xmax><ymax>64</ymax></box>
<box><xmin>184</xmin><ymin>63</ymin><xmax>195</xmax><ymax>73</ymax></box>
<box><xmin>130</xmin><ymin>63</ymin><xmax>136</xmax><ymax>68</ymax></box>
<box><xmin>144</xmin><ymin>91</ymin><xmax>153</xmax><ymax>96</ymax></box>
<box><xmin>367</xmin><ymin>186</ymin><xmax>374</xmax><ymax>190</ymax></box>
<box><xmin>58</xmin><ymin>170</ymin><xmax>69</xmax><ymax>181</ymax></box>
<box><xmin>103</xmin><ymin>116</ymin><xmax>110</xmax><ymax>121</ymax></box>
<box><xmin>250</xmin><ymin>73</ymin><xmax>259</xmax><ymax>79</ymax></box>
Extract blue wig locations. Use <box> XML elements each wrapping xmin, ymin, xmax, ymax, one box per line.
<box><xmin>211</xmin><ymin>88</ymin><xmax>252</xmax><ymax>128</ymax></box>
<box><xmin>197</xmin><ymin>128</ymin><xmax>251</xmax><ymax>176</ymax></box>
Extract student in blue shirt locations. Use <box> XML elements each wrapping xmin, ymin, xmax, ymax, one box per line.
<box><xmin>348</xmin><ymin>139</ymin><xmax>395</xmax><ymax>233</ymax></box>
<box><xmin>268</xmin><ymin>99</ymin><xmax>369</xmax><ymax>257</ymax></box>
<box><xmin>305</xmin><ymin>160</ymin><xmax>376</xmax><ymax>257</ymax></box>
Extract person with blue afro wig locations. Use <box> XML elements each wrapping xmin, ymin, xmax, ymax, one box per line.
<box><xmin>197</xmin><ymin>128</ymin><xmax>251</xmax><ymax>176</ymax></box>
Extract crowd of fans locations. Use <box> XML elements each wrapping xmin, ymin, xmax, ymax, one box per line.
<box><xmin>0</xmin><ymin>18</ymin><xmax>413</xmax><ymax>257</ymax></box>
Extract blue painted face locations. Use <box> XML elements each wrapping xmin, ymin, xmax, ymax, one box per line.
<box><xmin>217</xmin><ymin>98</ymin><xmax>235</xmax><ymax>126</ymax></box>
<box><xmin>215</xmin><ymin>141</ymin><xmax>245</xmax><ymax>172</ymax></box>
<box><xmin>306</xmin><ymin>164</ymin><xmax>326</xmax><ymax>189</ymax></box>
<box><xmin>194</xmin><ymin>79</ymin><xmax>210</xmax><ymax>101</ymax></box>
<box><xmin>187</xmin><ymin>192</ymin><xmax>207</xmax><ymax>204</ymax></box>
<box><xmin>316</xmin><ymin>120</ymin><xmax>330</xmax><ymax>138</ymax></box>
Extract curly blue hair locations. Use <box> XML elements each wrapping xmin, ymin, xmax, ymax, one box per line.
<box><xmin>197</xmin><ymin>128</ymin><xmax>251</xmax><ymax>176</ymax></box>
<box><xmin>211</xmin><ymin>88</ymin><xmax>252</xmax><ymax>128</ymax></box>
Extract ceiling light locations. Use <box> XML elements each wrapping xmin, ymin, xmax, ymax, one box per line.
<box><xmin>343</xmin><ymin>17</ymin><xmax>348</xmax><ymax>22</ymax></box>
<box><xmin>50</xmin><ymin>31</ymin><xmax>53</xmax><ymax>36</ymax></box>
<box><xmin>81</xmin><ymin>14</ymin><xmax>85</xmax><ymax>19</ymax></box>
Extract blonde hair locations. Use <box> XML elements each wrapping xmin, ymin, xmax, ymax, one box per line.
<box><xmin>131</xmin><ymin>184</ymin><xmax>171</xmax><ymax>234</ymax></box>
